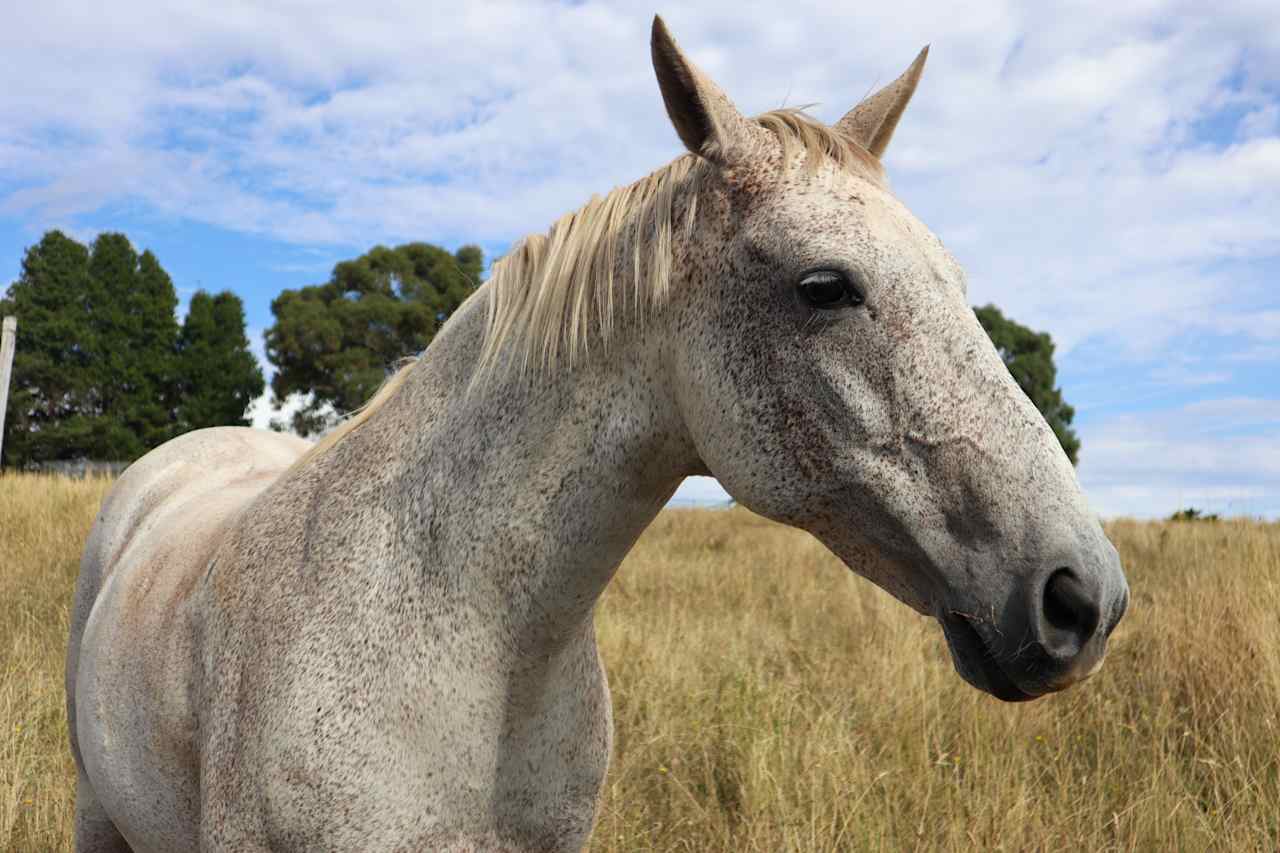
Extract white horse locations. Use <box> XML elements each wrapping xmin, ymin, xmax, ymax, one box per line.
<box><xmin>66</xmin><ymin>17</ymin><xmax>1128</xmax><ymax>852</ymax></box>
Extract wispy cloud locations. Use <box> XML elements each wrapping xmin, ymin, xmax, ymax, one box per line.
<box><xmin>1079</xmin><ymin>396</ymin><xmax>1280</xmax><ymax>518</ymax></box>
<box><xmin>1</xmin><ymin>1</ymin><xmax>1277</xmax><ymax>516</ymax></box>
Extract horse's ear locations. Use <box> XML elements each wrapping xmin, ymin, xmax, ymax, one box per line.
<box><xmin>835</xmin><ymin>46</ymin><xmax>929</xmax><ymax>159</ymax></box>
<box><xmin>651</xmin><ymin>15</ymin><xmax>755</xmax><ymax>166</ymax></box>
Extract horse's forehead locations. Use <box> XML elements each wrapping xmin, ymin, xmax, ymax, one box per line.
<box><xmin>751</xmin><ymin>167</ymin><xmax>963</xmax><ymax>285</ymax></box>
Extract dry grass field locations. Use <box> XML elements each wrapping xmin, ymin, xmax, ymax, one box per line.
<box><xmin>2</xmin><ymin>471</ymin><xmax>1278</xmax><ymax>851</ymax></box>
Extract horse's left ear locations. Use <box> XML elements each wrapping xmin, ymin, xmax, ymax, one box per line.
<box><xmin>651</xmin><ymin>15</ymin><xmax>757</xmax><ymax>166</ymax></box>
<box><xmin>835</xmin><ymin>46</ymin><xmax>929</xmax><ymax>159</ymax></box>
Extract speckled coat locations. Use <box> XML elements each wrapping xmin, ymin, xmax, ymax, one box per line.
<box><xmin>66</xmin><ymin>17</ymin><xmax>1127</xmax><ymax>853</ymax></box>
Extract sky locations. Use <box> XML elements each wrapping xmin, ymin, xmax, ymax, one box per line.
<box><xmin>1</xmin><ymin>1</ymin><xmax>1277</xmax><ymax>518</ymax></box>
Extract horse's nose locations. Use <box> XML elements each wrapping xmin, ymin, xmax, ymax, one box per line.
<box><xmin>940</xmin><ymin>542</ymin><xmax>1128</xmax><ymax>700</ymax></box>
<box><xmin>1037</xmin><ymin>567</ymin><xmax>1102</xmax><ymax>661</ymax></box>
<box><xmin>1028</xmin><ymin>543</ymin><xmax>1127</xmax><ymax>684</ymax></box>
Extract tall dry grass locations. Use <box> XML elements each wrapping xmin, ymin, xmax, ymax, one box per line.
<box><xmin>1</xmin><ymin>473</ymin><xmax>112</xmax><ymax>852</ymax></box>
<box><xmin>1</xmin><ymin>473</ymin><xmax>1277</xmax><ymax>851</ymax></box>
<box><xmin>590</xmin><ymin>512</ymin><xmax>1280</xmax><ymax>852</ymax></box>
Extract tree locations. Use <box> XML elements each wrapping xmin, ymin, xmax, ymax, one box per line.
<box><xmin>0</xmin><ymin>230</ymin><xmax>261</xmax><ymax>466</ymax></box>
<box><xmin>975</xmin><ymin>304</ymin><xmax>1081</xmax><ymax>465</ymax></box>
<box><xmin>86</xmin><ymin>234</ymin><xmax>180</xmax><ymax>454</ymax></box>
<box><xmin>175</xmin><ymin>291</ymin><xmax>264</xmax><ymax>432</ymax></box>
<box><xmin>0</xmin><ymin>231</ymin><xmax>103</xmax><ymax>463</ymax></box>
<box><xmin>265</xmin><ymin>241</ymin><xmax>482</xmax><ymax>435</ymax></box>
<box><xmin>1169</xmin><ymin>507</ymin><xmax>1220</xmax><ymax>522</ymax></box>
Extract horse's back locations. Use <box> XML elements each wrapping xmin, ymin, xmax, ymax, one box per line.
<box><xmin>67</xmin><ymin>427</ymin><xmax>310</xmax><ymax>852</ymax></box>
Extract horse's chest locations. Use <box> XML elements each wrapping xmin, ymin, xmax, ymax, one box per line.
<box><xmin>201</xmin><ymin>629</ymin><xmax>613</xmax><ymax>851</ymax></box>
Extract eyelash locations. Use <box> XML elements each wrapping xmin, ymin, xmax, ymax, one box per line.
<box><xmin>798</xmin><ymin>269</ymin><xmax>864</xmax><ymax>309</ymax></box>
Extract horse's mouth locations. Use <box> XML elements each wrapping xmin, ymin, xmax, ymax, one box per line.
<box><xmin>940</xmin><ymin>613</ymin><xmax>1040</xmax><ymax>703</ymax></box>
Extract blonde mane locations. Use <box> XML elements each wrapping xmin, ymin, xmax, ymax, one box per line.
<box><xmin>478</xmin><ymin>108</ymin><xmax>881</xmax><ymax>377</ymax></box>
<box><xmin>302</xmin><ymin>109</ymin><xmax>879</xmax><ymax>464</ymax></box>
<box><xmin>291</xmin><ymin>357</ymin><xmax>419</xmax><ymax>467</ymax></box>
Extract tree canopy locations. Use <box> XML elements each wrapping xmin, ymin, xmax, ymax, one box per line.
<box><xmin>265</xmin><ymin>241</ymin><xmax>482</xmax><ymax>435</ymax></box>
<box><xmin>975</xmin><ymin>304</ymin><xmax>1081</xmax><ymax>465</ymax></box>
<box><xmin>0</xmin><ymin>230</ymin><xmax>263</xmax><ymax>466</ymax></box>
<box><xmin>174</xmin><ymin>291</ymin><xmax>264</xmax><ymax>433</ymax></box>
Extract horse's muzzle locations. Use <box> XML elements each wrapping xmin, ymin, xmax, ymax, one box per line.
<box><xmin>940</xmin><ymin>552</ymin><xmax>1130</xmax><ymax>702</ymax></box>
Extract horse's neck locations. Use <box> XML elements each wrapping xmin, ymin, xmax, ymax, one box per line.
<box><xmin>336</xmin><ymin>291</ymin><xmax>696</xmax><ymax>649</ymax></box>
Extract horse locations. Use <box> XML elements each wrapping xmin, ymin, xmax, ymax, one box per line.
<box><xmin>66</xmin><ymin>16</ymin><xmax>1129</xmax><ymax>852</ymax></box>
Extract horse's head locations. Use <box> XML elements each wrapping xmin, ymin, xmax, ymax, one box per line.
<box><xmin>654</xmin><ymin>17</ymin><xmax>1128</xmax><ymax>701</ymax></box>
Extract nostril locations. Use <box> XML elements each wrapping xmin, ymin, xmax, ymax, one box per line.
<box><xmin>1041</xmin><ymin>568</ymin><xmax>1101</xmax><ymax>652</ymax></box>
<box><xmin>1043</xmin><ymin>572</ymin><xmax>1077</xmax><ymax>632</ymax></box>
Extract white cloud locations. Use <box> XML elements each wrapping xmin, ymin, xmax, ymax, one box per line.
<box><xmin>671</xmin><ymin>476</ymin><xmax>732</xmax><ymax>507</ymax></box>
<box><xmin>244</xmin><ymin>389</ymin><xmax>332</xmax><ymax>436</ymax></box>
<box><xmin>1</xmin><ymin>1</ymin><xmax>1277</xmax><ymax>516</ymax></box>
<box><xmin>5</xmin><ymin>3</ymin><xmax>1273</xmax><ymax>285</ymax></box>
<box><xmin>1079</xmin><ymin>397</ymin><xmax>1280</xmax><ymax>518</ymax></box>
<box><xmin>241</xmin><ymin>329</ymin><xmax>334</xmax><ymax>436</ymax></box>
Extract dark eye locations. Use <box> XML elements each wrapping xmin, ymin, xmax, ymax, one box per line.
<box><xmin>798</xmin><ymin>269</ymin><xmax>863</xmax><ymax>309</ymax></box>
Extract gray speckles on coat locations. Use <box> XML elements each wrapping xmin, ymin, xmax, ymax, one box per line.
<box><xmin>65</xmin><ymin>17</ymin><xmax>1126</xmax><ymax>853</ymax></box>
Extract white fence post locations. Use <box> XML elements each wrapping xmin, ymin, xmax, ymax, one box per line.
<box><xmin>0</xmin><ymin>316</ymin><xmax>15</xmax><ymax>467</ymax></box>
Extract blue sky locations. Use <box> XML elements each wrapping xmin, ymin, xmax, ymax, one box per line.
<box><xmin>1</xmin><ymin>1</ymin><xmax>1277</xmax><ymax>518</ymax></box>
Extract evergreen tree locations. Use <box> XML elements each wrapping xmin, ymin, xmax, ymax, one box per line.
<box><xmin>0</xmin><ymin>231</ymin><xmax>102</xmax><ymax>462</ymax></box>
<box><xmin>975</xmin><ymin>304</ymin><xmax>1081</xmax><ymax>465</ymax></box>
<box><xmin>1</xmin><ymin>230</ymin><xmax>262</xmax><ymax>466</ymax></box>
<box><xmin>175</xmin><ymin>291</ymin><xmax>264</xmax><ymax>431</ymax></box>
<box><xmin>265</xmin><ymin>241</ymin><xmax>482</xmax><ymax>435</ymax></box>
<box><xmin>85</xmin><ymin>234</ymin><xmax>179</xmax><ymax>454</ymax></box>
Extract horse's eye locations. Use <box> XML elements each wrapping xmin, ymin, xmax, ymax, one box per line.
<box><xmin>798</xmin><ymin>270</ymin><xmax>863</xmax><ymax>309</ymax></box>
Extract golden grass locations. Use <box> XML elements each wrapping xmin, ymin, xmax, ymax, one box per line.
<box><xmin>1</xmin><ymin>473</ymin><xmax>112</xmax><ymax>853</ymax></box>
<box><xmin>2</xmin><ymin>473</ymin><xmax>1278</xmax><ymax>851</ymax></box>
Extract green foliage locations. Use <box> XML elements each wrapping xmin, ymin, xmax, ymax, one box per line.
<box><xmin>87</xmin><ymin>234</ymin><xmax>180</xmax><ymax>454</ymax></box>
<box><xmin>174</xmin><ymin>291</ymin><xmax>265</xmax><ymax>432</ymax></box>
<box><xmin>974</xmin><ymin>304</ymin><xmax>1081</xmax><ymax>465</ymax></box>
<box><xmin>0</xmin><ymin>230</ymin><xmax>261</xmax><ymax>466</ymax></box>
<box><xmin>1169</xmin><ymin>507</ymin><xmax>1220</xmax><ymax>523</ymax></box>
<box><xmin>265</xmin><ymin>241</ymin><xmax>482</xmax><ymax>435</ymax></box>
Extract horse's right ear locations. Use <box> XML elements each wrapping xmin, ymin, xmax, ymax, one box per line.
<box><xmin>834</xmin><ymin>46</ymin><xmax>929</xmax><ymax>159</ymax></box>
<box><xmin>651</xmin><ymin>15</ymin><xmax>755</xmax><ymax>166</ymax></box>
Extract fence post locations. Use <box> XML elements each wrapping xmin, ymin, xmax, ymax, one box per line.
<box><xmin>0</xmin><ymin>316</ymin><xmax>15</xmax><ymax>467</ymax></box>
